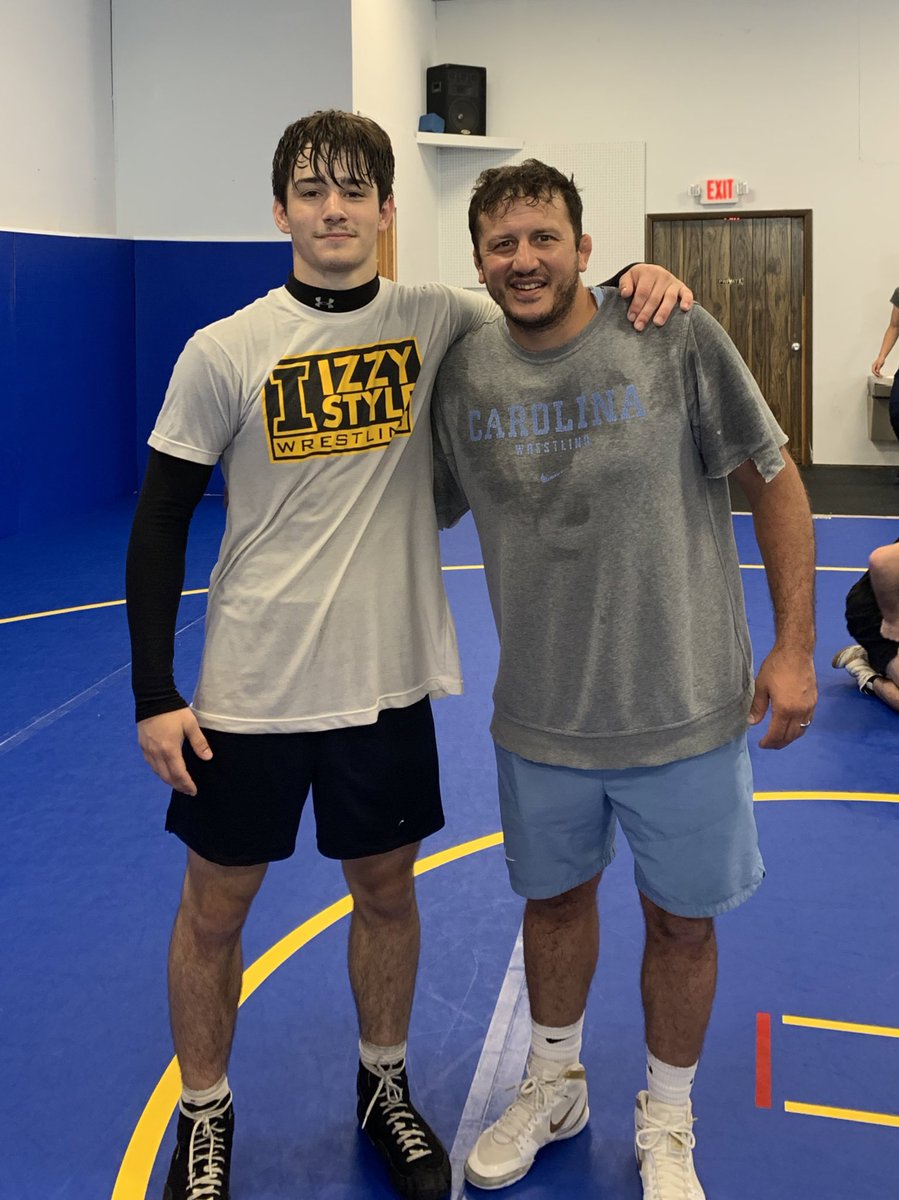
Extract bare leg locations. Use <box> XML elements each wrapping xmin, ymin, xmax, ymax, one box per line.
<box><xmin>640</xmin><ymin>893</ymin><xmax>716</xmax><ymax>1067</ymax></box>
<box><xmin>868</xmin><ymin>543</ymin><xmax>899</xmax><ymax>640</ymax></box>
<box><xmin>342</xmin><ymin>842</ymin><xmax>421</xmax><ymax>1045</ymax></box>
<box><xmin>523</xmin><ymin>873</ymin><xmax>602</xmax><ymax>1026</ymax></box>
<box><xmin>168</xmin><ymin>849</ymin><xmax>267</xmax><ymax>1089</ymax></box>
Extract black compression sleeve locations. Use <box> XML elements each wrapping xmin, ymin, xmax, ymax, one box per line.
<box><xmin>598</xmin><ymin>262</ymin><xmax>638</xmax><ymax>289</ymax></box>
<box><xmin>126</xmin><ymin>449</ymin><xmax>214</xmax><ymax>722</ymax></box>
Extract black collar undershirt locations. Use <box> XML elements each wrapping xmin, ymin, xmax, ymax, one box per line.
<box><xmin>285</xmin><ymin>272</ymin><xmax>380</xmax><ymax>313</ymax></box>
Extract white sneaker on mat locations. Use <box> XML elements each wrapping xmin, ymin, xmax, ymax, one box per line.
<box><xmin>832</xmin><ymin>644</ymin><xmax>881</xmax><ymax>693</ymax></box>
<box><xmin>634</xmin><ymin>1090</ymin><xmax>705</xmax><ymax>1200</ymax></box>
<box><xmin>464</xmin><ymin>1063</ymin><xmax>589</xmax><ymax>1190</ymax></box>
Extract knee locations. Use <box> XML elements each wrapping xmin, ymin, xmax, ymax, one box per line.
<box><xmin>348</xmin><ymin>864</ymin><xmax>417</xmax><ymax>924</ymax></box>
<box><xmin>180</xmin><ymin>864</ymin><xmax>261</xmax><ymax>941</ymax></box>
<box><xmin>868</xmin><ymin>543</ymin><xmax>899</xmax><ymax>579</ymax></box>
<box><xmin>644</xmin><ymin>905</ymin><xmax>714</xmax><ymax>950</ymax></box>
<box><xmin>528</xmin><ymin>877</ymin><xmax>600</xmax><ymax>926</ymax></box>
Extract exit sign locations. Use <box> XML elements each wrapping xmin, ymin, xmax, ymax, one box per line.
<box><xmin>701</xmin><ymin>178</ymin><xmax>736</xmax><ymax>205</ymax></box>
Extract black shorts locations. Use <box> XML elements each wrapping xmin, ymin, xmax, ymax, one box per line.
<box><xmin>165</xmin><ymin>697</ymin><xmax>444</xmax><ymax>866</ymax></box>
<box><xmin>845</xmin><ymin>572</ymin><xmax>899</xmax><ymax>675</ymax></box>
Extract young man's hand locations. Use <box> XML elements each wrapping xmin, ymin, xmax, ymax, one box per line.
<box><xmin>618</xmin><ymin>266</ymin><xmax>694</xmax><ymax>331</ymax></box>
<box><xmin>137</xmin><ymin>708</ymin><xmax>212</xmax><ymax>796</ymax></box>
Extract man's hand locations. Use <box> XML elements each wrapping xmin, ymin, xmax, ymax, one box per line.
<box><xmin>618</xmin><ymin>265</ymin><xmax>694</xmax><ymax>331</ymax></box>
<box><xmin>747</xmin><ymin>645</ymin><xmax>817</xmax><ymax>749</ymax></box>
<box><xmin>872</xmin><ymin>355</ymin><xmax>886</xmax><ymax>378</ymax></box>
<box><xmin>137</xmin><ymin>708</ymin><xmax>212</xmax><ymax>796</ymax></box>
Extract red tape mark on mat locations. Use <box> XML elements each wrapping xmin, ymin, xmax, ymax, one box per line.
<box><xmin>756</xmin><ymin>1012</ymin><xmax>772</xmax><ymax>1108</ymax></box>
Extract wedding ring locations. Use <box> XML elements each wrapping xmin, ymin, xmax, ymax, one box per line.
<box><xmin>799</xmin><ymin>720</ymin><xmax>811</xmax><ymax>727</ymax></box>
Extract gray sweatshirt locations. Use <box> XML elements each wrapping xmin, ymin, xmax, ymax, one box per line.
<box><xmin>432</xmin><ymin>288</ymin><xmax>787</xmax><ymax>769</ymax></box>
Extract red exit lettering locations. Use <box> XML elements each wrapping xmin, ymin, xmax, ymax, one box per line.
<box><xmin>705</xmin><ymin>178</ymin><xmax>734</xmax><ymax>202</ymax></box>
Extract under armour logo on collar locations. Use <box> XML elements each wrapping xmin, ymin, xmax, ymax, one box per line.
<box><xmin>315</xmin><ymin>296</ymin><xmax>335</xmax><ymax>309</ymax></box>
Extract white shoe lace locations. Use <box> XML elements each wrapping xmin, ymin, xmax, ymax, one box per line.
<box><xmin>184</xmin><ymin>1105</ymin><xmax>229</xmax><ymax>1199</ymax></box>
<box><xmin>490</xmin><ymin>1076</ymin><xmax>554</xmax><ymax>1145</ymax></box>
<box><xmin>360</xmin><ymin>1063</ymin><xmax>432</xmax><ymax>1163</ymax></box>
<box><xmin>636</xmin><ymin>1105</ymin><xmax>699</xmax><ymax>1199</ymax></box>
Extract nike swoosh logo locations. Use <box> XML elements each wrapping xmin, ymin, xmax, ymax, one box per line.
<box><xmin>549</xmin><ymin>1096</ymin><xmax>585</xmax><ymax>1134</ymax></box>
<box><xmin>540</xmin><ymin>471</ymin><xmax>562</xmax><ymax>483</ymax></box>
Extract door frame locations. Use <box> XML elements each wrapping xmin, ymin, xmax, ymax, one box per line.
<box><xmin>645</xmin><ymin>209</ymin><xmax>813</xmax><ymax>465</ymax></box>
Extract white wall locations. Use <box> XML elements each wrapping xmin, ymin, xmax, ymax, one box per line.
<box><xmin>3</xmin><ymin>0</ymin><xmax>897</xmax><ymax>466</ymax></box>
<box><xmin>0</xmin><ymin>0</ymin><xmax>116</xmax><ymax>234</ymax></box>
<box><xmin>112</xmin><ymin>0</ymin><xmax>354</xmax><ymax>239</ymax></box>
<box><xmin>352</xmin><ymin>0</ymin><xmax>441</xmax><ymax>283</ymax></box>
<box><xmin>435</xmin><ymin>0</ymin><xmax>899</xmax><ymax>466</ymax></box>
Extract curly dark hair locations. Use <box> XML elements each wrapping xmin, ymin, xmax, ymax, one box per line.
<box><xmin>468</xmin><ymin>159</ymin><xmax>583</xmax><ymax>256</ymax></box>
<box><xmin>271</xmin><ymin>110</ymin><xmax>395</xmax><ymax>207</ymax></box>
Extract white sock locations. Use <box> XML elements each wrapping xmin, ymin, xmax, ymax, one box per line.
<box><xmin>180</xmin><ymin>1074</ymin><xmax>231</xmax><ymax>1115</ymax></box>
<box><xmin>646</xmin><ymin>1051</ymin><xmax>697</xmax><ymax>1109</ymax></box>
<box><xmin>529</xmin><ymin>1015</ymin><xmax>584</xmax><ymax>1079</ymax></box>
<box><xmin>359</xmin><ymin>1038</ymin><xmax>407</xmax><ymax>1073</ymax></box>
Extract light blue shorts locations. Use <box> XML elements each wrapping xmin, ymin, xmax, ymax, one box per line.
<box><xmin>495</xmin><ymin>734</ymin><xmax>763</xmax><ymax>917</ymax></box>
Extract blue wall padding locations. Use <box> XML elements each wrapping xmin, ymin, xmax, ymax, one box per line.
<box><xmin>0</xmin><ymin>234</ymin><xmax>16</xmax><ymax>538</ymax></box>
<box><xmin>133</xmin><ymin>240</ymin><xmax>291</xmax><ymax>487</ymax></box>
<box><xmin>0</xmin><ymin>234</ymin><xmax>291</xmax><ymax>537</ymax></box>
<box><xmin>9</xmin><ymin>233</ymin><xmax>137</xmax><ymax>536</ymax></box>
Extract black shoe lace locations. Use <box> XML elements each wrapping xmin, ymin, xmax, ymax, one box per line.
<box><xmin>184</xmin><ymin>1104</ymin><xmax>229</xmax><ymax>1199</ymax></box>
<box><xmin>360</xmin><ymin>1063</ymin><xmax>432</xmax><ymax>1163</ymax></box>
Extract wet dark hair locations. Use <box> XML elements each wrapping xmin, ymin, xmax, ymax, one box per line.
<box><xmin>271</xmin><ymin>110</ymin><xmax>395</xmax><ymax>207</ymax></box>
<box><xmin>468</xmin><ymin>159</ymin><xmax>583</xmax><ymax>256</ymax></box>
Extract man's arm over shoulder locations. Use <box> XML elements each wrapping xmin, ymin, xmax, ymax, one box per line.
<box><xmin>600</xmin><ymin>263</ymin><xmax>694</xmax><ymax>331</ymax></box>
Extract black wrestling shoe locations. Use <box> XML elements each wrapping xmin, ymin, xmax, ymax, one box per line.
<box><xmin>357</xmin><ymin>1060</ymin><xmax>452</xmax><ymax>1200</ymax></box>
<box><xmin>163</xmin><ymin>1094</ymin><xmax>234</xmax><ymax>1200</ymax></box>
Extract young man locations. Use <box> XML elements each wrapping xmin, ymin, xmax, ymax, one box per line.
<box><xmin>126</xmin><ymin>113</ymin><xmax>690</xmax><ymax>1200</ymax></box>
<box><xmin>431</xmin><ymin>160</ymin><xmax>817</xmax><ymax>1200</ymax></box>
<box><xmin>833</xmin><ymin>538</ymin><xmax>899</xmax><ymax>712</ymax></box>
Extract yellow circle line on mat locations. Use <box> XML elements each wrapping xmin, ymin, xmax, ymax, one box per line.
<box><xmin>0</xmin><ymin>589</ymin><xmax>208</xmax><ymax>625</ymax></box>
<box><xmin>784</xmin><ymin>1100</ymin><xmax>899</xmax><ymax>1128</ymax></box>
<box><xmin>0</xmin><ymin>562</ymin><xmax>875</xmax><ymax>624</ymax></box>
<box><xmin>754</xmin><ymin>791</ymin><xmax>899</xmax><ymax>803</ymax></box>
<box><xmin>782</xmin><ymin>1014</ymin><xmax>899</xmax><ymax>1038</ymax></box>
<box><xmin>110</xmin><ymin>832</ymin><xmax>503</xmax><ymax>1200</ymax></box>
<box><xmin>111</xmin><ymin>786</ymin><xmax>899</xmax><ymax>1197</ymax></box>
<box><xmin>111</xmin><ymin>785</ymin><xmax>899</xmax><ymax>1197</ymax></box>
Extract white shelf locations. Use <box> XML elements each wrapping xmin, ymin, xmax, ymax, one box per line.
<box><xmin>415</xmin><ymin>132</ymin><xmax>523</xmax><ymax>150</ymax></box>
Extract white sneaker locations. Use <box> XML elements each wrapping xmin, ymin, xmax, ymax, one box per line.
<box><xmin>634</xmin><ymin>1090</ymin><xmax>705</xmax><ymax>1200</ymax></box>
<box><xmin>464</xmin><ymin>1064</ymin><xmax>589</xmax><ymax>1190</ymax></box>
<box><xmin>832</xmin><ymin>644</ymin><xmax>881</xmax><ymax>693</ymax></box>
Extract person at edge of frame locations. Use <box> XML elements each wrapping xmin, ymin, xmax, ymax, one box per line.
<box><xmin>871</xmin><ymin>283</ymin><xmax>899</xmax><ymax>448</ymax></box>
<box><xmin>430</xmin><ymin>157</ymin><xmax>817</xmax><ymax>1200</ymax></box>
<box><xmin>125</xmin><ymin>112</ymin><xmax>694</xmax><ymax>1200</ymax></box>
<box><xmin>833</xmin><ymin>537</ymin><xmax>899</xmax><ymax>712</ymax></box>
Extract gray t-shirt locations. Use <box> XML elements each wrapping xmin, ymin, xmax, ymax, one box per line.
<box><xmin>432</xmin><ymin>289</ymin><xmax>787</xmax><ymax>769</ymax></box>
<box><xmin>890</xmin><ymin>287</ymin><xmax>899</xmax><ymax>307</ymax></box>
<box><xmin>150</xmin><ymin>280</ymin><xmax>495</xmax><ymax>732</ymax></box>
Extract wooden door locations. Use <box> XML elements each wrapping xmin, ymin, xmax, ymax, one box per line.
<box><xmin>378</xmin><ymin>217</ymin><xmax>397</xmax><ymax>281</ymax></box>
<box><xmin>646</xmin><ymin>212</ymin><xmax>812</xmax><ymax>464</ymax></box>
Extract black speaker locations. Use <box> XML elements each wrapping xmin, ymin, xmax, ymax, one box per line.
<box><xmin>426</xmin><ymin>64</ymin><xmax>486</xmax><ymax>136</ymax></box>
